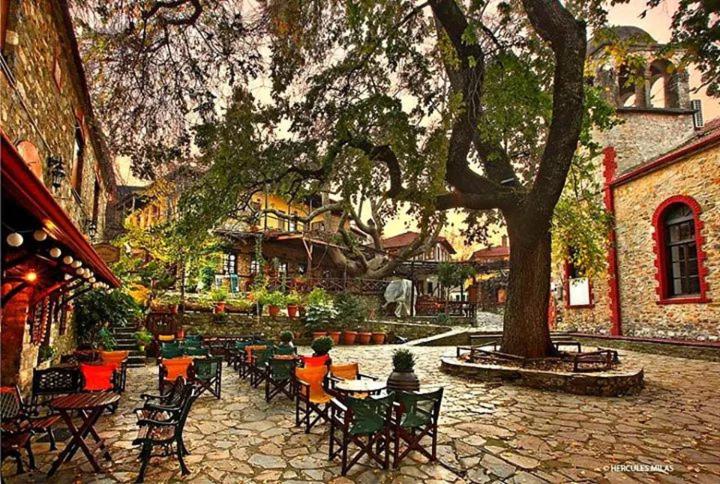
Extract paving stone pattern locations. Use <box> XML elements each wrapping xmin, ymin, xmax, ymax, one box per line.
<box><xmin>3</xmin><ymin>346</ymin><xmax>719</xmax><ymax>483</ymax></box>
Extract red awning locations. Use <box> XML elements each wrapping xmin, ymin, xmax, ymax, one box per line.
<box><xmin>1</xmin><ymin>131</ymin><xmax>120</xmax><ymax>287</ymax></box>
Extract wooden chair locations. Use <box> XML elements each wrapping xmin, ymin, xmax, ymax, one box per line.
<box><xmin>391</xmin><ymin>388</ymin><xmax>444</xmax><ymax>468</ymax></box>
<box><xmin>191</xmin><ymin>356</ymin><xmax>223</xmax><ymax>399</ymax></box>
<box><xmin>239</xmin><ymin>344</ymin><xmax>267</xmax><ymax>379</ymax></box>
<box><xmin>1</xmin><ymin>385</ymin><xmax>61</xmax><ymax>452</ymax></box>
<box><xmin>295</xmin><ymin>365</ymin><xmax>331</xmax><ymax>433</ymax></box>
<box><xmin>328</xmin><ymin>362</ymin><xmax>377</xmax><ymax>398</ymax></box>
<box><xmin>100</xmin><ymin>350</ymin><xmax>129</xmax><ymax>391</ymax></box>
<box><xmin>300</xmin><ymin>354</ymin><xmax>330</xmax><ymax>367</ymax></box>
<box><xmin>133</xmin><ymin>383</ymin><xmax>199</xmax><ymax>483</ymax></box>
<box><xmin>265</xmin><ymin>357</ymin><xmax>295</xmax><ymax>402</ymax></box>
<box><xmin>0</xmin><ymin>417</ymin><xmax>34</xmax><ymax>475</ymax></box>
<box><xmin>30</xmin><ymin>367</ymin><xmax>81</xmax><ymax>410</ymax></box>
<box><xmin>160</xmin><ymin>342</ymin><xmax>183</xmax><ymax>360</ymax></box>
<box><xmin>159</xmin><ymin>357</ymin><xmax>193</xmax><ymax>394</ymax></box>
<box><xmin>329</xmin><ymin>394</ymin><xmax>394</xmax><ymax>475</ymax></box>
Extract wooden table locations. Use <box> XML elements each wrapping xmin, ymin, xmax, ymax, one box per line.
<box><xmin>334</xmin><ymin>379</ymin><xmax>386</xmax><ymax>397</ymax></box>
<box><xmin>48</xmin><ymin>392</ymin><xmax>120</xmax><ymax>476</ymax></box>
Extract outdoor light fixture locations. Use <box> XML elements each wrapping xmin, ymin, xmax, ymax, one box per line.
<box><xmin>89</xmin><ymin>277</ymin><xmax>96</xmax><ymax>283</ymax></box>
<box><xmin>33</xmin><ymin>229</ymin><xmax>48</xmax><ymax>241</ymax></box>
<box><xmin>64</xmin><ymin>274</ymin><xmax>72</xmax><ymax>281</ymax></box>
<box><xmin>71</xmin><ymin>260</ymin><xmax>82</xmax><ymax>268</ymax></box>
<box><xmin>25</xmin><ymin>271</ymin><xmax>38</xmax><ymax>283</ymax></box>
<box><xmin>49</xmin><ymin>247</ymin><xmax>61</xmax><ymax>258</ymax></box>
<box><xmin>75</xmin><ymin>268</ymin><xmax>84</xmax><ymax>275</ymax></box>
<box><xmin>63</xmin><ymin>255</ymin><xmax>74</xmax><ymax>265</ymax></box>
<box><xmin>47</xmin><ymin>155</ymin><xmax>66</xmax><ymax>190</ymax></box>
<box><xmin>87</xmin><ymin>222</ymin><xmax>97</xmax><ymax>239</ymax></box>
<box><xmin>6</xmin><ymin>232</ymin><xmax>23</xmax><ymax>247</ymax></box>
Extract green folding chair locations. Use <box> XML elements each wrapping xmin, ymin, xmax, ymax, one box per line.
<box><xmin>191</xmin><ymin>357</ymin><xmax>223</xmax><ymax>399</ymax></box>
<box><xmin>391</xmin><ymin>388</ymin><xmax>444</xmax><ymax>468</ymax></box>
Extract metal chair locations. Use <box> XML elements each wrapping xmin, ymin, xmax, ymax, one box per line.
<box><xmin>158</xmin><ymin>357</ymin><xmax>193</xmax><ymax>394</ymax></box>
<box><xmin>1</xmin><ymin>385</ymin><xmax>61</xmax><ymax>452</ymax></box>
<box><xmin>391</xmin><ymin>388</ymin><xmax>444</xmax><ymax>468</ymax></box>
<box><xmin>135</xmin><ymin>377</ymin><xmax>189</xmax><ymax>420</ymax></box>
<box><xmin>30</xmin><ymin>367</ymin><xmax>81</xmax><ymax>410</ymax></box>
<box><xmin>329</xmin><ymin>393</ymin><xmax>394</xmax><ymax>475</ymax></box>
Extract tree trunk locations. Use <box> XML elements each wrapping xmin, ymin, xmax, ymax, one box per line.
<box><xmin>501</xmin><ymin>227</ymin><xmax>555</xmax><ymax>358</ymax></box>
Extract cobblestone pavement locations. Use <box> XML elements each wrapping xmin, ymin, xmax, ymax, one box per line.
<box><xmin>4</xmin><ymin>345</ymin><xmax>720</xmax><ymax>483</ymax></box>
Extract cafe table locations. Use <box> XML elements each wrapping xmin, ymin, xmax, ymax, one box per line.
<box><xmin>48</xmin><ymin>392</ymin><xmax>120</xmax><ymax>476</ymax></box>
<box><xmin>334</xmin><ymin>378</ymin><xmax>387</xmax><ymax>397</ymax></box>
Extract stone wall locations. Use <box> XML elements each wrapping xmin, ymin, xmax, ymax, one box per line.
<box><xmin>178</xmin><ymin>313</ymin><xmax>448</xmax><ymax>343</ymax></box>
<box><xmin>555</xmin><ymin>266</ymin><xmax>613</xmax><ymax>335</ymax></box>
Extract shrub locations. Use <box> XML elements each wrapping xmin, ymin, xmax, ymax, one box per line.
<box><xmin>258</xmin><ymin>290</ymin><xmax>287</xmax><ymax>308</ymax></box>
<box><xmin>311</xmin><ymin>336</ymin><xmax>333</xmax><ymax>355</ymax></box>
<box><xmin>392</xmin><ymin>348</ymin><xmax>415</xmax><ymax>372</ymax></box>
<box><xmin>209</xmin><ymin>288</ymin><xmax>228</xmax><ymax>302</ymax></box>
<box><xmin>306</xmin><ymin>287</ymin><xmax>331</xmax><ymax>306</ymax></box>
<box><xmin>280</xmin><ymin>330</ymin><xmax>294</xmax><ymax>343</ymax></box>
<box><xmin>38</xmin><ymin>345</ymin><xmax>56</xmax><ymax>362</ymax></box>
<box><xmin>97</xmin><ymin>328</ymin><xmax>116</xmax><ymax>350</ymax></box>
<box><xmin>135</xmin><ymin>329</ymin><xmax>154</xmax><ymax>345</ymax></box>
<box><xmin>334</xmin><ymin>293</ymin><xmax>368</xmax><ymax>328</ymax></box>
<box><xmin>303</xmin><ymin>303</ymin><xmax>337</xmax><ymax>331</ymax></box>
<box><xmin>286</xmin><ymin>291</ymin><xmax>303</xmax><ymax>306</ymax></box>
<box><xmin>75</xmin><ymin>289</ymin><xmax>141</xmax><ymax>347</ymax></box>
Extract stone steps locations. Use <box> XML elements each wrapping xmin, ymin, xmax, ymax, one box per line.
<box><xmin>108</xmin><ymin>325</ymin><xmax>146</xmax><ymax>367</ymax></box>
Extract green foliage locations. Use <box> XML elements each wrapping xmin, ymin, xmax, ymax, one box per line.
<box><xmin>306</xmin><ymin>288</ymin><xmax>331</xmax><ymax>306</ymax></box>
<box><xmin>436</xmin><ymin>263</ymin><xmax>476</xmax><ymax>289</ymax></box>
<box><xmin>258</xmin><ymin>290</ymin><xmax>287</xmax><ymax>308</ymax></box>
<box><xmin>280</xmin><ymin>330</ymin><xmax>294</xmax><ymax>343</ymax></box>
<box><xmin>434</xmin><ymin>313</ymin><xmax>452</xmax><ymax>326</ymax></box>
<box><xmin>334</xmin><ymin>293</ymin><xmax>368</xmax><ymax>328</ymax></box>
<box><xmin>97</xmin><ymin>328</ymin><xmax>116</xmax><ymax>350</ymax></box>
<box><xmin>209</xmin><ymin>288</ymin><xmax>228</xmax><ymax>303</ymax></box>
<box><xmin>135</xmin><ymin>329</ymin><xmax>154</xmax><ymax>345</ymax></box>
<box><xmin>311</xmin><ymin>336</ymin><xmax>333</xmax><ymax>356</ymax></box>
<box><xmin>392</xmin><ymin>348</ymin><xmax>415</xmax><ymax>372</ymax></box>
<box><xmin>303</xmin><ymin>303</ymin><xmax>338</xmax><ymax>332</ymax></box>
<box><xmin>38</xmin><ymin>345</ymin><xmax>56</xmax><ymax>362</ymax></box>
<box><xmin>286</xmin><ymin>290</ymin><xmax>303</xmax><ymax>306</ymax></box>
<box><xmin>74</xmin><ymin>290</ymin><xmax>141</xmax><ymax>347</ymax></box>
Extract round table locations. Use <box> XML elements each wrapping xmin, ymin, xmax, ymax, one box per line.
<box><xmin>48</xmin><ymin>392</ymin><xmax>120</xmax><ymax>476</ymax></box>
<box><xmin>334</xmin><ymin>379</ymin><xmax>386</xmax><ymax>397</ymax></box>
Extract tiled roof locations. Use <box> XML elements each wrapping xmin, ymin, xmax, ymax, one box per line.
<box><xmin>382</xmin><ymin>231</ymin><xmax>456</xmax><ymax>254</ymax></box>
<box><xmin>469</xmin><ymin>245</ymin><xmax>510</xmax><ymax>261</ymax></box>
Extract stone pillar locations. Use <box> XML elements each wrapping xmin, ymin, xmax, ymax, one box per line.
<box><xmin>1</xmin><ymin>282</ymin><xmax>32</xmax><ymax>388</ymax></box>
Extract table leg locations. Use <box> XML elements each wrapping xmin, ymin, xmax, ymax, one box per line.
<box><xmin>81</xmin><ymin>409</ymin><xmax>113</xmax><ymax>461</ymax></box>
<box><xmin>48</xmin><ymin>409</ymin><xmax>102</xmax><ymax>475</ymax></box>
<box><xmin>63</xmin><ymin>408</ymin><xmax>104</xmax><ymax>464</ymax></box>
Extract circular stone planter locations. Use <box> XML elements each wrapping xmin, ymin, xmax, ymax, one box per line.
<box><xmin>440</xmin><ymin>356</ymin><xmax>644</xmax><ymax>397</ymax></box>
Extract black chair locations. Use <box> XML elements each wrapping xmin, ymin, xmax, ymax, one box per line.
<box><xmin>135</xmin><ymin>377</ymin><xmax>189</xmax><ymax>420</ymax></box>
<box><xmin>30</xmin><ymin>367</ymin><xmax>81</xmax><ymax>410</ymax></box>
<box><xmin>191</xmin><ymin>357</ymin><xmax>223</xmax><ymax>399</ymax></box>
<box><xmin>391</xmin><ymin>388</ymin><xmax>444</xmax><ymax>468</ymax></box>
<box><xmin>249</xmin><ymin>347</ymin><xmax>274</xmax><ymax>389</ymax></box>
<box><xmin>328</xmin><ymin>393</ymin><xmax>394</xmax><ymax>475</ymax></box>
<box><xmin>1</xmin><ymin>387</ymin><xmax>37</xmax><ymax>474</ymax></box>
<box><xmin>265</xmin><ymin>357</ymin><xmax>296</xmax><ymax>402</ymax></box>
<box><xmin>1</xmin><ymin>385</ymin><xmax>61</xmax><ymax>452</ymax></box>
<box><xmin>133</xmin><ymin>383</ymin><xmax>200</xmax><ymax>483</ymax></box>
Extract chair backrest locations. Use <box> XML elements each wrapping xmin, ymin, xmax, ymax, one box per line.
<box><xmin>0</xmin><ymin>386</ymin><xmax>21</xmax><ymax>420</ymax></box>
<box><xmin>295</xmin><ymin>365</ymin><xmax>328</xmax><ymax>400</ymax></box>
<box><xmin>301</xmin><ymin>354</ymin><xmax>330</xmax><ymax>367</ymax></box>
<box><xmin>269</xmin><ymin>358</ymin><xmax>295</xmax><ymax>380</ymax></box>
<box><xmin>162</xmin><ymin>376</ymin><xmax>188</xmax><ymax>406</ymax></box>
<box><xmin>183</xmin><ymin>346</ymin><xmax>209</xmax><ymax>357</ymax></box>
<box><xmin>80</xmin><ymin>363</ymin><xmax>117</xmax><ymax>391</ymax></box>
<box><xmin>161</xmin><ymin>342</ymin><xmax>184</xmax><ymax>359</ymax></box>
<box><xmin>245</xmin><ymin>345</ymin><xmax>268</xmax><ymax>362</ymax></box>
<box><xmin>158</xmin><ymin>334</ymin><xmax>176</xmax><ymax>343</ymax></box>
<box><xmin>275</xmin><ymin>345</ymin><xmax>296</xmax><ymax>356</ymax></box>
<box><xmin>161</xmin><ymin>357</ymin><xmax>193</xmax><ymax>381</ymax></box>
<box><xmin>174</xmin><ymin>384</ymin><xmax>200</xmax><ymax>441</ymax></box>
<box><xmin>193</xmin><ymin>357</ymin><xmax>221</xmax><ymax>380</ymax></box>
<box><xmin>254</xmin><ymin>347</ymin><xmax>274</xmax><ymax>367</ymax></box>
<box><xmin>32</xmin><ymin>367</ymin><xmax>81</xmax><ymax>404</ymax></box>
<box><xmin>185</xmin><ymin>334</ymin><xmax>202</xmax><ymax>343</ymax></box>
<box><xmin>331</xmin><ymin>362</ymin><xmax>359</xmax><ymax>380</ymax></box>
<box><xmin>396</xmin><ymin>388</ymin><xmax>444</xmax><ymax>428</ymax></box>
<box><xmin>346</xmin><ymin>393</ymin><xmax>395</xmax><ymax>435</ymax></box>
<box><xmin>100</xmin><ymin>350</ymin><xmax>129</xmax><ymax>367</ymax></box>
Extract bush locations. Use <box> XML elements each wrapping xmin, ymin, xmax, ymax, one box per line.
<box><xmin>306</xmin><ymin>288</ymin><xmax>331</xmax><ymax>306</ymax></box>
<box><xmin>258</xmin><ymin>290</ymin><xmax>287</xmax><ymax>308</ymax></box>
<box><xmin>97</xmin><ymin>328</ymin><xmax>116</xmax><ymax>350</ymax></box>
<box><xmin>135</xmin><ymin>329</ymin><xmax>154</xmax><ymax>345</ymax></box>
<box><xmin>280</xmin><ymin>330</ymin><xmax>294</xmax><ymax>343</ymax></box>
<box><xmin>286</xmin><ymin>291</ymin><xmax>303</xmax><ymax>306</ymax></box>
<box><xmin>334</xmin><ymin>293</ymin><xmax>368</xmax><ymax>329</ymax></box>
<box><xmin>209</xmin><ymin>288</ymin><xmax>228</xmax><ymax>302</ymax></box>
<box><xmin>392</xmin><ymin>348</ymin><xmax>415</xmax><ymax>372</ymax></box>
<box><xmin>38</xmin><ymin>345</ymin><xmax>56</xmax><ymax>362</ymax></box>
<box><xmin>304</xmin><ymin>303</ymin><xmax>337</xmax><ymax>331</ymax></box>
<box><xmin>311</xmin><ymin>336</ymin><xmax>333</xmax><ymax>355</ymax></box>
<box><xmin>75</xmin><ymin>290</ymin><xmax>141</xmax><ymax>347</ymax></box>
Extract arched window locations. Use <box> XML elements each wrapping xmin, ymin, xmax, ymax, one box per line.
<box><xmin>648</xmin><ymin>59</ymin><xmax>680</xmax><ymax>109</ymax></box>
<box><xmin>71</xmin><ymin>121</ymin><xmax>85</xmax><ymax>195</ymax></box>
<box><xmin>653</xmin><ymin>196</ymin><xmax>710</xmax><ymax>304</ymax></box>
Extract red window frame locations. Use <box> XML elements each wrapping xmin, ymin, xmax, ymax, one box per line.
<box><xmin>652</xmin><ymin>195</ymin><xmax>711</xmax><ymax>305</ymax></box>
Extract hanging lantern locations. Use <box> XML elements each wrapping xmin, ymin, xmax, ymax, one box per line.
<box><xmin>33</xmin><ymin>229</ymin><xmax>47</xmax><ymax>241</ymax></box>
<box><xmin>64</xmin><ymin>274</ymin><xmax>72</xmax><ymax>281</ymax></box>
<box><xmin>89</xmin><ymin>277</ymin><xmax>96</xmax><ymax>283</ymax></box>
<box><xmin>47</xmin><ymin>155</ymin><xmax>66</xmax><ymax>190</ymax></box>
<box><xmin>49</xmin><ymin>247</ymin><xmax>62</xmax><ymax>258</ymax></box>
<box><xmin>63</xmin><ymin>255</ymin><xmax>74</xmax><ymax>265</ymax></box>
<box><xmin>24</xmin><ymin>271</ymin><xmax>38</xmax><ymax>283</ymax></box>
<box><xmin>71</xmin><ymin>260</ymin><xmax>82</xmax><ymax>268</ymax></box>
<box><xmin>75</xmin><ymin>268</ymin><xmax>84</xmax><ymax>275</ymax></box>
<box><xmin>6</xmin><ymin>233</ymin><xmax>23</xmax><ymax>247</ymax></box>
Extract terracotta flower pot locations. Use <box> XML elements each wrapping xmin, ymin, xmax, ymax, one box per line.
<box><xmin>312</xmin><ymin>331</ymin><xmax>328</xmax><ymax>340</ymax></box>
<box><xmin>342</xmin><ymin>331</ymin><xmax>358</xmax><ymax>345</ymax></box>
<box><xmin>328</xmin><ymin>331</ymin><xmax>341</xmax><ymax>345</ymax></box>
<box><xmin>387</xmin><ymin>370</ymin><xmax>420</xmax><ymax>392</ymax></box>
<box><xmin>268</xmin><ymin>305</ymin><xmax>281</xmax><ymax>317</ymax></box>
<box><xmin>371</xmin><ymin>332</ymin><xmax>386</xmax><ymax>344</ymax></box>
<box><xmin>213</xmin><ymin>302</ymin><xmax>226</xmax><ymax>314</ymax></box>
<box><xmin>287</xmin><ymin>304</ymin><xmax>299</xmax><ymax>318</ymax></box>
<box><xmin>357</xmin><ymin>332</ymin><xmax>372</xmax><ymax>345</ymax></box>
<box><xmin>176</xmin><ymin>327</ymin><xmax>185</xmax><ymax>340</ymax></box>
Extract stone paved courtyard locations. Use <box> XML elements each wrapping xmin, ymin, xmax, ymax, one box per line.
<box><xmin>3</xmin><ymin>345</ymin><xmax>720</xmax><ymax>483</ymax></box>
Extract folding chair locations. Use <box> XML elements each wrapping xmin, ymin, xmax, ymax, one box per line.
<box><xmin>265</xmin><ymin>357</ymin><xmax>295</xmax><ymax>402</ymax></box>
<box><xmin>159</xmin><ymin>357</ymin><xmax>193</xmax><ymax>394</ymax></box>
<box><xmin>240</xmin><ymin>345</ymin><xmax>267</xmax><ymax>380</ymax></box>
<box><xmin>135</xmin><ymin>377</ymin><xmax>189</xmax><ymax>420</ymax></box>
<box><xmin>229</xmin><ymin>341</ymin><xmax>252</xmax><ymax>372</ymax></box>
<box><xmin>183</xmin><ymin>346</ymin><xmax>210</xmax><ymax>357</ymax></box>
<box><xmin>391</xmin><ymin>388</ymin><xmax>444</xmax><ymax>468</ymax></box>
<box><xmin>274</xmin><ymin>345</ymin><xmax>297</xmax><ymax>356</ymax></box>
<box><xmin>300</xmin><ymin>354</ymin><xmax>330</xmax><ymax>367</ymax></box>
<box><xmin>329</xmin><ymin>393</ymin><xmax>394</xmax><ymax>475</ymax></box>
<box><xmin>160</xmin><ymin>342</ymin><xmax>184</xmax><ymax>360</ymax></box>
<box><xmin>191</xmin><ymin>357</ymin><xmax>223</xmax><ymax>399</ymax></box>
<box><xmin>250</xmin><ymin>347</ymin><xmax>274</xmax><ymax>389</ymax></box>
<box><xmin>295</xmin><ymin>365</ymin><xmax>331</xmax><ymax>433</ymax></box>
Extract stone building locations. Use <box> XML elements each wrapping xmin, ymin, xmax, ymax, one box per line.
<box><xmin>1</xmin><ymin>0</ymin><xmax>120</xmax><ymax>391</ymax></box>
<box><xmin>555</xmin><ymin>26</ymin><xmax>719</xmax><ymax>341</ymax></box>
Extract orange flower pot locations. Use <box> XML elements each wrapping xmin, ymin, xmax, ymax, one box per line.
<box><xmin>287</xmin><ymin>304</ymin><xmax>299</xmax><ymax>318</ymax></box>
<box><xmin>357</xmin><ymin>332</ymin><xmax>372</xmax><ymax>345</ymax></box>
<box><xmin>312</xmin><ymin>331</ymin><xmax>328</xmax><ymax>340</ymax></box>
<box><xmin>342</xmin><ymin>331</ymin><xmax>358</xmax><ymax>345</ymax></box>
<box><xmin>268</xmin><ymin>305</ymin><xmax>281</xmax><ymax>317</ymax></box>
<box><xmin>371</xmin><ymin>332</ymin><xmax>386</xmax><ymax>344</ymax></box>
<box><xmin>213</xmin><ymin>302</ymin><xmax>226</xmax><ymax>314</ymax></box>
<box><xmin>328</xmin><ymin>331</ymin><xmax>341</xmax><ymax>345</ymax></box>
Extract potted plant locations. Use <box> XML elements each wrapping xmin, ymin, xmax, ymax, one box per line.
<box><xmin>286</xmin><ymin>291</ymin><xmax>302</xmax><ymax>319</ymax></box>
<box><xmin>335</xmin><ymin>294</ymin><xmax>367</xmax><ymax>345</ymax></box>
<box><xmin>38</xmin><ymin>345</ymin><xmax>56</xmax><ymax>363</ymax></box>
<box><xmin>210</xmin><ymin>288</ymin><xmax>228</xmax><ymax>313</ymax></box>
<box><xmin>387</xmin><ymin>348</ymin><xmax>420</xmax><ymax>392</ymax></box>
<box><xmin>304</xmin><ymin>302</ymin><xmax>337</xmax><ymax>340</ymax></box>
<box><xmin>259</xmin><ymin>290</ymin><xmax>286</xmax><ymax>317</ymax></box>
<box><xmin>135</xmin><ymin>329</ymin><xmax>153</xmax><ymax>353</ymax></box>
<box><xmin>279</xmin><ymin>330</ymin><xmax>295</xmax><ymax>348</ymax></box>
<box><xmin>310</xmin><ymin>335</ymin><xmax>333</xmax><ymax>357</ymax></box>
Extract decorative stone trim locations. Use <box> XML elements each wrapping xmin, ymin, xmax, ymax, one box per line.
<box><xmin>651</xmin><ymin>195</ymin><xmax>711</xmax><ymax>304</ymax></box>
<box><xmin>440</xmin><ymin>356</ymin><xmax>644</xmax><ymax>397</ymax></box>
<box><xmin>602</xmin><ymin>147</ymin><xmax>622</xmax><ymax>335</ymax></box>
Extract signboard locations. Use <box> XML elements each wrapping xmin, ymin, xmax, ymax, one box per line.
<box><xmin>94</xmin><ymin>242</ymin><xmax>120</xmax><ymax>264</ymax></box>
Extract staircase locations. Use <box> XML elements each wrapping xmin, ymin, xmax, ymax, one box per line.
<box><xmin>109</xmin><ymin>325</ymin><xmax>146</xmax><ymax>367</ymax></box>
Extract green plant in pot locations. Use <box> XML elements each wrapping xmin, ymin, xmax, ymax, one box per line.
<box><xmin>135</xmin><ymin>328</ymin><xmax>153</xmax><ymax>353</ymax></box>
<box><xmin>311</xmin><ymin>335</ymin><xmax>333</xmax><ymax>357</ymax></box>
<box><xmin>210</xmin><ymin>288</ymin><xmax>228</xmax><ymax>313</ymax></box>
<box><xmin>279</xmin><ymin>330</ymin><xmax>294</xmax><ymax>348</ymax></box>
<box><xmin>387</xmin><ymin>348</ymin><xmax>420</xmax><ymax>392</ymax></box>
<box><xmin>258</xmin><ymin>290</ymin><xmax>286</xmax><ymax>317</ymax></box>
<box><xmin>335</xmin><ymin>293</ymin><xmax>367</xmax><ymax>345</ymax></box>
<box><xmin>38</xmin><ymin>345</ymin><xmax>56</xmax><ymax>363</ymax></box>
<box><xmin>304</xmin><ymin>302</ymin><xmax>337</xmax><ymax>339</ymax></box>
<box><xmin>286</xmin><ymin>291</ymin><xmax>302</xmax><ymax>319</ymax></box>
